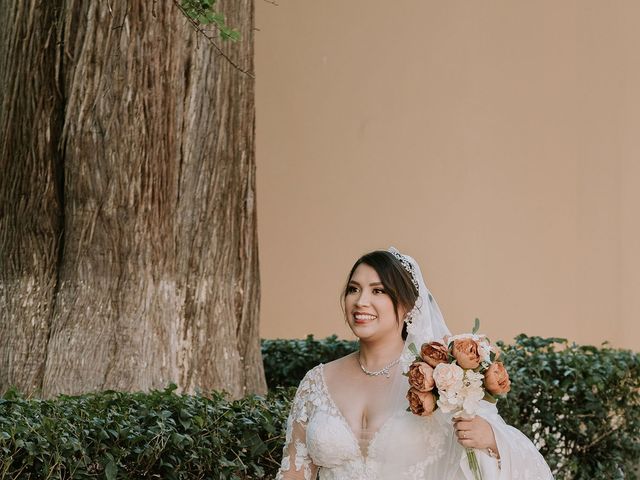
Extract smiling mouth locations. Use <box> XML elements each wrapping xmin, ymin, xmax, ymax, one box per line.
<box><xmin>353</xmin><ymin>313</ymin><xmax>377</xmax><ymax>324</ymax></box>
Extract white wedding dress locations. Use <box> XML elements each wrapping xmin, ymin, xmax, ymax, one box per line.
<box><xmin>275</xmin><ymin>364</ymin><xmax>554</xmax><ymax>480</ymax></box>
<box><xmin>277</xmin><ymin>248</ymin><xmax>554</xmax><ymax>480</ymax></box>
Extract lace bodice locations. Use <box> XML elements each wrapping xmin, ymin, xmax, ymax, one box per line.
<box><xmin>276</xmin><ymin>365</ymin><xmax>554</xmax><ymax>480</ymax></box>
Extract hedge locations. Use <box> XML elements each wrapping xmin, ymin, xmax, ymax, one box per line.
<box><xmin>0</xmin><ymin>335</ymin><xmax>638</xmax><ymax>479</ymax></box>
<box><xmin>0</xmin><ymin>386</ymin><xmax>293</xmax><ymax>479</ymax></box>
<box><xmin>497</xmin><ymin>335</ymin><xmax>640</xmax><ymax>479</ymax></box>
<box><xmin>261</xmin><ymin>335</ymin><xmax>357</xmax><ymax>390</ymax></box>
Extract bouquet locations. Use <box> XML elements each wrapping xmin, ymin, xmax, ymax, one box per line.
<box><xmin>405</xmin><ymin>319</ymin><xmax>511</xmax><ymax>480</ymax></box>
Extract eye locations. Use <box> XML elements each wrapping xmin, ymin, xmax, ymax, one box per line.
<box><xmin>372</xmin><ymin>288</ymin><xmax>386</xmax><ymax>295</ymax></box>
<box><xmin>346</xmin><ymin>285</ymin><xmax>359</xmax><ymax>294</ymax></box>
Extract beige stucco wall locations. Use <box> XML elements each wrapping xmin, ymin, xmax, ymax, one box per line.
<box><xmin>255</xmin><ymin>1</ymin><xmax>640</xmax><ymax>350</ymax></box>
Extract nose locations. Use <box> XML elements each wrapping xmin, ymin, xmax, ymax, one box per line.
<box><xmin>355</xmin><ymin>289</ymin><xmax>371</xmax><ymax>307</ymax></box>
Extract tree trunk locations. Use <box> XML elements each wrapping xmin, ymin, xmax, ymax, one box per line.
<box><xmin>0</xmin><ymin>0</ymin><xmax>265</xmax><ymax>398</ymax></box>
<box><xmin>0</xmin><ymin>0</ymin><xmax>65</xmax><ymax>395</ymax></box>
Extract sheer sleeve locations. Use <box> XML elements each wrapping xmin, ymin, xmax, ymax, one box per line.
<box><xmin>471</xmin><ymin>401</ymin><xmax>554</xmax><ymax>480</ymax></box>
<box><xmin>276</xmin><ymin>370</ymin><xmax>320</xmax><ymax>480</ymax></box>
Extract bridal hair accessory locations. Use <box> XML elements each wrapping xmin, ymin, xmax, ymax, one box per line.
<box><xmin>404</xmin><ymin>308</ymin><xmax>417</xmax><ymax>324</ymax></box>
<box><xmin>388</xmin><ymin>247</ymin><xmax>421</xmax><ymax>325</ymax></box>
<box><xmin>358</xmin><ymin>353</ymin><xmax>401</xmax><ymax>378</ymax></box>
<box><xmin>388</xmin><ymin>247</ymin><xmax>419</xmax><ymax>293</ymax></box>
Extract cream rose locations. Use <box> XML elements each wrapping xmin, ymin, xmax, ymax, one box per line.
<box><xmin>407</xmin><ymin>362</ymin><xmax>435</xmax><ymax>392</ymax></box>
<box><xmin>433</xmin><ymin>362</ymin><xmax>464</xmax><ymax>392</ymax></box>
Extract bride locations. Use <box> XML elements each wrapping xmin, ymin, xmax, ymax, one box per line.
<box><xmin>276</xmin><ymin>248</ymin><xmax>554</xmax><ymax>480</ymax></box>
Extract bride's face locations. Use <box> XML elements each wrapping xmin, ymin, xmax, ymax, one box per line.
<box><xmin>344</xmin><ymin>263</ymin><xmax>405</xmax><ymax>341</ymax></box>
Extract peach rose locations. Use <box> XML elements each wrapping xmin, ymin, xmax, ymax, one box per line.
<box><xmin>484</xmin><ymin>361</ymin><xmax>511</xmax><ymax>395</ymax></box>
<box><xmin>452</xmin><ymin>338</ymin><xmax>481</xmax><ymax>369</ymax></box>
<box><xmin>420</xmin><ymin>341</ymin><xmax>449</xmax><ymax>367</ymax></box>
<box><xmin>406</xmin><ymin>388</ymin><xmax>437</xmax><ymax>416</ymax></box>
<box><xmin>407</xmin><ymin>362</ymin><xmax>435</xmax><ymax>392</ymax></box>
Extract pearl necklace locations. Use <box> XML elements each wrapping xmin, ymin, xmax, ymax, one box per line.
<box><xmin>358</xmin><ymin>353</ymin><xmax>401</xmax><ymax>378</ymax></box>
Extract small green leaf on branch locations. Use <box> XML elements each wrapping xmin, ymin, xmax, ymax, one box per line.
<box><xmin>180</xmin><ymin>0</ymin><xmax>240</xmax><ymax>41</ymax></box>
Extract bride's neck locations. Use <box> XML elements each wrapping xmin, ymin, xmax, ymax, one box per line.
<box><xmin>358</xmin><ymin>336</ymin><xmax>404</xmax><ymax>369</ymax></box>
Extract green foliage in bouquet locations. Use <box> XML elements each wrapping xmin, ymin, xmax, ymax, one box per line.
<box><xmin>0</xmin><ymin>385</ymin><xmax>293</xmax><ymax>479</ymax></box>
<box><xmin>261</xmin><ymin>335</ymin><xmax>358</xmax><ymax>389</ymax></box>
<box><xmin>496</xmin><ymin>335</ymin><xmax>640</xmax><ymax>480</ymax></box>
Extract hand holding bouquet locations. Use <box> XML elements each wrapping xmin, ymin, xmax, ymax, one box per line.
<box><xmin>405</xmin><ymin>319</ymin><xmax>510</xmax><ymax>480</ymax></box>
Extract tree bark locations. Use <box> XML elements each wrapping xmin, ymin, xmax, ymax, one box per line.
<box><xmin>0</xmin><ymin>0</ymin><xmax>265</xmax><ymax>398</ymax></box>
<box><xmin>0</xmin><ymin>0</ymin><xmax>64</xmax><ymax>395</ymax></box>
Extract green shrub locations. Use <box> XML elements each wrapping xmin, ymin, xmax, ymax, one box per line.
<box><xmin>262</xmin><ymin>334</ymin><xmax>640</xmax><ymax>479</ymax></box>
<box><xmin>497</xmin><ymin>335</ymin><xmax>640</xmax><ymax>480</ymax></box>
<box><xmin>0</xmin><ymin>385</ymin><xmax>294</xmax><ymax>479</ymax></box>
<box><xmin>261</xmin><ymin>335</ymin><xmax>357</xmax><ymax>389</ymax></box>
<box><xmin>1</xmin><ymin>335</ymin><xmax>637</xmax><ymax>479</ymax></box>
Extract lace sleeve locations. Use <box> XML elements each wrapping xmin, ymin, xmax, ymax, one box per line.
<box><xmin>276</xmin><ymin>369</ymin><xmax>320</xmax><ymax>480</ymax></box>
<box><xmin>474</xmin><ymin>401</ymin><xmax>554</xmax><ymax>480</ymax></box>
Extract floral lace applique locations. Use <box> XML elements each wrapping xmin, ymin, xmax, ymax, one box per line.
<box><xmin>276</xmin><ymin>366</ymin><xmax>324</xmax><ymax>480</ymax></box>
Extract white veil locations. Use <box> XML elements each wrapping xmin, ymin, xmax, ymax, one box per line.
<box><xmin>370</xmin><ymin>247</ymin><xmax>464</xmax><ymax>478</ymax></box>
<box><xmin>386</xmin><ymin>247</ymin><xmax>451</xmax><ymax>373</ymax></box>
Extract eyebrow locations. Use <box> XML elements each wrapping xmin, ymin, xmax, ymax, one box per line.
<box><xmin>348</xmin><ymin>281</ymin><xmax>384</xmax><ymax>287</ymax></box>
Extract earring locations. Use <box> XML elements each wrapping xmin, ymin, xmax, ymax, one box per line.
<box><xmin>404</xmin><ymin>306</ymin><xmax>417</xmax><ymax>324</ymax></box>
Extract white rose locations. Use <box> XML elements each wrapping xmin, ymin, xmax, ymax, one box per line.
<box><xmin>464</xmin><ymin>370</ymin><xmax>485</xmax><ymax>388</ymax></box>
<box><xmin>437</xmin><ymin>398</ymin><xmax>455</xmax><ymax>413</ymax></box>
<box><xmin>461</xmin><ymin>384</ymin><xmax>485</xmax><ymax>415</ymax></box>
<box><xmin>441</xmin><ymin>387</ymin><xmax>462</xmax><ymax>404</ymax></box>
<box><xmin>447</xmin><ymin>333</ymin><xmax>482</xmax><ymax>344</ymax></box>
<box><xmin>460</xmin><ymin>370</ymin><xmax>486</xmax><ymax>415</ymax></box>
<box><xmin>437</xmin><ymin>394</ymin><xmax>460</xmax><ymax>413</ymax></box>
<box><xmin>479</xmin><ymin>342</ymin><xmax>492</xmax><ymax>362</ymax></box>
<box><xmin>433</xmin><ymin>363</ymin><xmax>464</xmax><ymax>392</ymax></box>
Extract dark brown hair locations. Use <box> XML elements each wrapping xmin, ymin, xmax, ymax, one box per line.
<box><xmin>342</xmin><ymin>250</ymin><xmax>418</xmax><ymax>340</ymax></box>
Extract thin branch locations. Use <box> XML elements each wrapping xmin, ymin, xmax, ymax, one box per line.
<box><xmin>172</xmin><ymin>1</ymin><xmax>254</xmax><ymax>78</ymax></box>
<box><xmin>577</xmin><ymin>426</ymin><xmax>621</xmax><ymax>452</ymax></box>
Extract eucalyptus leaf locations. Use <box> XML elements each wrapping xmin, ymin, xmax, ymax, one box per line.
<box><xmin>472</xmin><ymin>318</ymin><xmax>480</xmax><ymax>334</ymax></box>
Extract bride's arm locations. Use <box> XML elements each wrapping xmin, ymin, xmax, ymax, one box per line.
<box><xmin>453</xmin><ymin>415</ymin><xmax>500</xmax><ymax>457</ymax></box>
<box><xmin>276</xmin><ymin>419</ymin><xmax>319</xmax><ymax>480</ymax></box>
<box><xmin>455</xmin><ymin>402</ymin><xmax>554</xmax><ymax>479</ymax></box>
<box><xmin>276</xmin><ymin>370</ymin><xmax>320</xmax><ymax>480</ymax></box>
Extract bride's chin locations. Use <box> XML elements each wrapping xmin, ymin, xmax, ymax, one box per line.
<box><xmin>350</xmin><ymin>325</ymin><xmax>378</xmax><ymax>341</ymax></box>
<box><xmin>348</xmin><ymin>325</ymin><xmax>367</xmax><ymax>339</ymax></box>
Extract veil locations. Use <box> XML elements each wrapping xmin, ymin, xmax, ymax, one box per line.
<box><xmin>371</xmin><ymin>247</ymin><xmax>464</xmax><ymax>478</ymax></box>
<box><xmin>386</xmin><ymin>247</ymin><xmax>451</xmax><ymax>373</ymax></box>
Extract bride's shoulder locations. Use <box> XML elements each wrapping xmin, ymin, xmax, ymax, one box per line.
<box><xmin>320</xmin><ymin>352</ymin><xmax>357</xmax><ymax>379</ymax></box>
<box><xmin>297</xmin><ymin>352</ymin><xmax>357</xmax><ymax>389</ymax></box>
